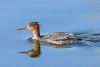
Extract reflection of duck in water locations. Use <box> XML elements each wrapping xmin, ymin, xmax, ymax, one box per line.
<box><xmin>19</xmin><ymin>40</ymin><xmax>41</xmax><ymax>57</ymax></box>
<box><xmin>18</xmin><ymin>22</ymin><xmax>100</xmax><ymax>47</ymax></box>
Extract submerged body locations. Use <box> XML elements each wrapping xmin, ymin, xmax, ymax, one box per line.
<box><xmin>32</xmin><ymin>32</ymin><xmax>81</xmax><ymax>45</ymax></box>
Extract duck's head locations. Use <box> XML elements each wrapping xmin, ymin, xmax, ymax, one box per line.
<box><xmin>18</xmin><ymin>22</ymin><xmax>40</xmax><ymax>31</ymax></box>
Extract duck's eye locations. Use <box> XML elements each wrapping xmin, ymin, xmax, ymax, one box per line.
<box><xmin>28</xmin><ymin>25</ymin><xmax>31</xmax><ymax>27</ymax></box>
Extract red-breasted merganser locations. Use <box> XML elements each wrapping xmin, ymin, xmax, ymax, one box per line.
<box><xmin>18</xmin><ymin>22</ymin><xmax>82</xmax><ymax>45</ymax></box>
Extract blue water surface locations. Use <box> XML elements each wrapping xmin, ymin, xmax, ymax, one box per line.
<box><xmin>0</xmin><ymin>0</ymin><xmax>100</xmax><ymax>67</ymax></box>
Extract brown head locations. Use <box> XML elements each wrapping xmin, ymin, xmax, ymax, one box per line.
<box><xmin>18</xmin><ymin>22</ymin><xmax>40</xmax><ymax>40</ymax></box>
<box><xmin>18</xmin><ymin>22</ymin><xmax>40</xmax><ymax>30</ymax></box>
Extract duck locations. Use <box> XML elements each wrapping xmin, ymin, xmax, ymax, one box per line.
<box><xmin>18</xmin><ymin>22</ymin><xmax>82</xmax><ymax>45</ymax></box>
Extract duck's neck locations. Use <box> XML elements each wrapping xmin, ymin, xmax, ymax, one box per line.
<box><xmin>32</xmin><ymin>27</ymin><xmax>40</xmax><ymax>40</ymax></box>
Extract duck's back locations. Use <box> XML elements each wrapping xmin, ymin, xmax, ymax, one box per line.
<box><xmin>42</xmin><ymin>32</ymin><xmax>75</xmax><ymax>40</ymax></box>
<box><xmin>39</xmin><ymin>32</ymin><xmax>80</xmax><ymax>45</ymax></box>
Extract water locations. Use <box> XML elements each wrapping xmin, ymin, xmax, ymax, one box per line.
<box><xmin>0</xmin><ymin>0</ymin><xmax>100</xmax><ymax>67</ymax></box>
